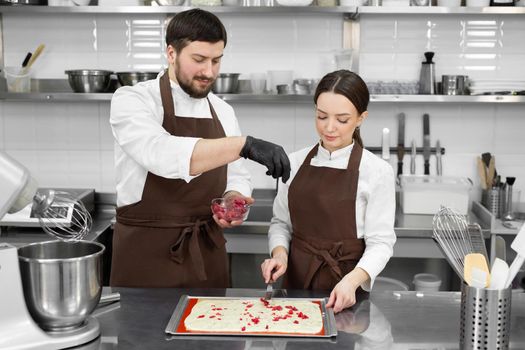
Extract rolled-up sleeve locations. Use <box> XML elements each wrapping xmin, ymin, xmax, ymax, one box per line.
<box><xmin>356</xmin><ymin>164</ymin><xmax>397</xmax><ymax>290</ymax></box>
<box><xmin>110</xmin><ymin>86</ymin><xmax>200</xmax><ymax>182</ymax></box>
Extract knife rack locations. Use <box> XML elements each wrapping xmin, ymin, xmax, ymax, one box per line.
<box><xmin>367</xmin><ymin>146</ymin><xmax>445</xmax><ymax>155</ymax></box>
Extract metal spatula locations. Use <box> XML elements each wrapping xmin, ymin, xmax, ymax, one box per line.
<box><xmin>264</xmin><ymin>283</ymin><xmax>273</xmax><ymax>300</ymax></box>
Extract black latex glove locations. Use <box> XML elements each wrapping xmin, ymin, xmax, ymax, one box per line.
<box><xmin>240</xmin><ymin>136</ymin><xmax>291</xmax><ymax>183</ymax></box>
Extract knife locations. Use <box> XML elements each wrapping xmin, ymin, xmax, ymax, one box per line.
<box><xmin>410</xmin><ymin>140</ymin><xmax>416</xmax><ymax>175</ymax></box>
<box><xmin>423</xmin><ymin>114</ymin><xmax>431</xmax><ymax>175</ymax></box>
<box><xmin>265</xmin><ymin>283</ymin><xmax>273</xmax><ymax>300</ymax></box>
<box><xmin>397</xmin><ymin>113</ymin><xmax>405</xmax><ymax>176</ymax></box>
<box><xmin>436</xmin><ymin>140</ymin><xmax>442</xmax><ymax>176</ymax></box>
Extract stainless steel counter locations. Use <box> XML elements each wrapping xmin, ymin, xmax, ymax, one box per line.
<box><xmin>0</xmin><ymin>189</ymin><xmax>489</xmax><ymax>259</ymax></box>
<box><xmin>85</xmin><ymin>288</ymin><xmax>525</xmax><ymax>349</ymax></box>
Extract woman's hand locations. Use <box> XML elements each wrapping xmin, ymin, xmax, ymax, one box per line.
<box><xmin>261</xmin><ymin>246</ymin><xmax>288</xmax><ymax>283</ymax></box>
<box><xmin>212</xmin><ymin>191</ymin><xmax>254</xmax><ymax>229</ymax></box>
<box><xmin>326</xmin><ymin>268</ymin><xmax>370</xmax><ymax>314</ymax></box>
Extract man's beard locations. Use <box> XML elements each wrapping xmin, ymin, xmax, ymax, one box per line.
<box><xmin>175</xmin><ymin>59</ymin><xmax>215</xmax><ymax>99</ymax></box>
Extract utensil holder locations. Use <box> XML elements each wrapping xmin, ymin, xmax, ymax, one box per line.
<box><xmin>482</xmin><ymin>188</ymin><xmax>500</xmax><ymax>218</ymax></box>
<box><xmin>460</xmin><ymin>284</ymin><xmax>511</xmax><ymax>350</ymax></box>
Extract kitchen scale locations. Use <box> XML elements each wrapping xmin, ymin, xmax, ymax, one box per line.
<box><xmin>0</xmin><ymin>243</ymin><xmax>101</xmax><ymax>350</ymax></box>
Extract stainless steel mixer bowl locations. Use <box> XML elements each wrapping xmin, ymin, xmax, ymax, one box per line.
<box><xmin>18</xmin><ymin>240</ymin><xmax>105</xmax><ymax>331</ymax></box>
<box><xmin>116</xmin><ymin>71</ymin><xmax>158</xmax><ymax>86</ymax></box>
<box><xmin>65</xmin><ymin>69</ymin><xmax>113</xmax><ymax>93</ymax></box>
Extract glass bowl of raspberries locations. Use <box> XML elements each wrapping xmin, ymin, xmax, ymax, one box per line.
<box><xmin>211</xmin><ymin>197</ymin><xmax>250</xmax><ymax>222</ymax></box>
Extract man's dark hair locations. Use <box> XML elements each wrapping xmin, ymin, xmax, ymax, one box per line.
<box><xmin>165</xmin><ymin>9</ymin><xmax>227</xmax><ymax>53</ymax></box>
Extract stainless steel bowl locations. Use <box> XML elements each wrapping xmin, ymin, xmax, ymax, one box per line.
<box><xmin>65</xmin><ymin>69</ymin><xmax>113</xmax><ymax>93</ymax></box>
<box><xmin>18</xmin><ymin>240</ymin><xmax>105</xmax><ymax>331</ymax></box>
<box><xmin>212</xmin><ymin>73</ymin><xmax>240</xmax><ymax>94</ymax></box>
<box><xmin>116</xmin><ymin>71</ymin><xmax>158</xmax><ymax>86</ymax></box>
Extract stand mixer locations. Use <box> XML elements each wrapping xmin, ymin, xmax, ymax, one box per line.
<box><xmin>0</xmin><ymin>151</ymin><xmax>101</xmax><ymax>350</ymax></box>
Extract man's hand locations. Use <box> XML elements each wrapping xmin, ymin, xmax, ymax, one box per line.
<box><xmin>240</xmin><ymin>136</ymin><xmax>291</xmax><ymax>183</ymax></box>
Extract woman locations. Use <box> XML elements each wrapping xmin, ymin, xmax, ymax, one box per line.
<box><xmin>260</xmin><ymin>70</ymin><xmax>396</xmax><ymax>313</ymax></box>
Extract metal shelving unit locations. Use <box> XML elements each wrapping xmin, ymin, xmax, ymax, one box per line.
<box><xmin>0</xmin><ymin>5</ymin><xmax>357</xmax><ymax>15</ymax></box>
<box><xmin>358</xmin><ymin>6</ymin><xmax>525</xmax><ymax>15</ymax></box>
<box><xmin>0</xmin><ymin>5</ymin><xmax>523</xmax><ymax>16</ymax></box>
<box><xmin>1</xmin><ymin>91</ymin><xmax>524</xmax><ymax>103</ymax></box>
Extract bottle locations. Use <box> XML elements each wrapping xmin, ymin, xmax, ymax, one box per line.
<box><xmin>418</xmin><ymin>52</ymin><xmax>436</xmax><ymax>95</ymax></box>
<box><xmin>503</xmin><ymin>177</ymin><xmax>516</xmax><ymax>221</ymax></box>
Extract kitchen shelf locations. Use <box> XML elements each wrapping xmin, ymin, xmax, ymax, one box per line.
<box><xmin>0</xmin><ymin>5</ymin><xmax>357</xmax><ymax>15</ymax></box>
<box><xmin>358</xmin><ymin>6</ymin><xmax>525</xmax><ymax>15</ymax></box>
<box><xmin>0</xmin><ymin>5</ymin><xmax>524</xmax><ymax>16</ymax></box>
<box><xmin>369</xmin><ymin>94</ymin><xmax>525</xmax><ymax>103</ymax></box>
<box><xmin>1</xmin><ymin>91</ymin><xmax>524</xmax><ymax>103</ymax></box>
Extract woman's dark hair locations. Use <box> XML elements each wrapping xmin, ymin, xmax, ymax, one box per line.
<box><xmin>314</xmin><ymin>70</ymin><xmax>369</xmax><ymax>148</ymax></box>
<box><xmin>165</xmin><ymin>9</ymin><xmax>227</xmax><ymax>53</ymax></box>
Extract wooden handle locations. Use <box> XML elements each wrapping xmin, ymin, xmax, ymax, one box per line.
<box><xmin>477</xmin><ymin>156</ymin><xmax>487</xmax><ymax>190</ymax></box>
<box><xmin>23</xmin><ymin>44</ymin><xmax>45</xmax><ymax>73</ymax></box>
<box><xmin>487</xmin><ymin>156</ymin><xmax>495</xmax><ymax>188</ymax></box>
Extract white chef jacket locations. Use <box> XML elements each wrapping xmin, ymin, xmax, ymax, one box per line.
<box><xmin>268</xmin><ymin>142</ymin><xmax>396</xmax><ymax>290</ymax></box>
<box><xmin>110</xmin><ymin>71</ymin><xmax>252</xmax><ymax>207</ymax></box>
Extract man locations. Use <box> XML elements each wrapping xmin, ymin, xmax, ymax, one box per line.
<box><xmin>109</xmin><ymin>8</ymin><xmax>290</xmax><ymax>288</ymax></box>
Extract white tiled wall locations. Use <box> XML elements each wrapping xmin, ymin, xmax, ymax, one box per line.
<box><xmin>1</xmin><ymin>12</ymin><xmax>524</xmax><ymax>201</ymax></box>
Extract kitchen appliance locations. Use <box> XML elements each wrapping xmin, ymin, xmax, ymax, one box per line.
<box><xmin>422</xmin><ymin>114</ymin><xmax>431</xmax><ymax>175</ymax></box>
<box><xmin>418</xmin><ymin>52</ymin><xmax>436</xmax><ymax>95</ymax></box>
<box><xmin>0</xmin><ymin>150</ymin><xmax>101</xmax><ymax>349</ymax></box>
<box><xmin>396</xmin><ymin>113</ymin><xmax>405</xmax><ymax>176</ymax></box>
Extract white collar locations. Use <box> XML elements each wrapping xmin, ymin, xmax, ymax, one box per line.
<box><xmin>316</xmin><ymin>141</ymin><xmax>354</xmax><ymax>161</ymax></box>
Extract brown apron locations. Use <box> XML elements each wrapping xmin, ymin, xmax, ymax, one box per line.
<box><xmin>110</xmin><ymin>71</ymin><xmax>229</xmax><ymax>288</ymax></box>
<box><xmin>284</xmin><ymin>142</ymin><xmax>366</xmax><ymax>290</ymax></box>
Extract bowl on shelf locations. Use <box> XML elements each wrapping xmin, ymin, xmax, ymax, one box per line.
<box><xmin>211</xmin><ymin>197</ymin><xmax>251</xmax><ymax>222</ymax></box>
<box><xmin>275</xmin><ymin>0</ymin><xmax>313</xmax><ymax>5</ymax></box>
<box><xmin>116</xmin><ymin>71</ymin><xmax>158</xmax><ymax>86</ymax></box>
<box><xmin>212</xmin><ymin>73</ymin><xmax>240</xmax><ymax>94</ymax></box>
<box><xmin>65</xmin><ymin>69</ymin><xmax>113</xmax><ymax>93</ymax></box>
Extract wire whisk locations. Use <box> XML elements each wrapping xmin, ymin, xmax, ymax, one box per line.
<box><xmin>32</xmin><ymin>190</ymin><xmax>92</xmax><ymax>241</ymax></box>
<box><xmin>432</xmin><ymin>206</ymin><xmax>475</xmax><ymax>282</ymax></box>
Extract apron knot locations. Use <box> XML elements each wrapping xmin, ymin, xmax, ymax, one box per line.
<box><xmin>293</xmin><ymin>235</ymin><xmax>361</xmax><ymax>289</ymax></box>
<box><xmin>168</xmin><ymin>219</ymin><xmax>225</xmax><ymax>282</ymax></box>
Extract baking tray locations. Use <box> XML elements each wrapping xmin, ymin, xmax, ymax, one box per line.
<box><xmin>165</xmin><ymin>295</ymin><xmax>337</xmax><ymax>338</ymax></box>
